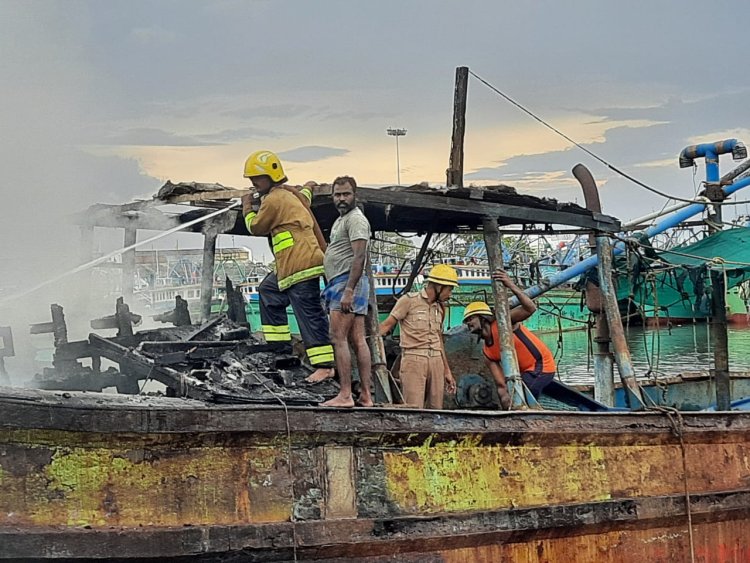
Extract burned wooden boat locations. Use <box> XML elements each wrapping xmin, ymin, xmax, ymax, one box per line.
<box><xmin>1</xmin><ymin>387</ymin><xmax>750</xmax><ymax>561</ymax></box>
<box><xmin>3</xmin><ymin>177</ymin><xmax>749</xmax><ymax>561</ymax></box>
<box><xmin>3</xmin><ymin>67</ymin><xmax>750</xmax><ymax>561</ymax></box>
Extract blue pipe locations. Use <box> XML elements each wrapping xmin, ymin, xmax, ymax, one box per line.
<box><xmin>679</xmin><ymin>139</ymin><xmax>746</xmax><ymax>181</ymax></box>
<box><xmin>511</xmin><ymin>174</ymin><xmax>750</xmax><ymax>306</ymax></box>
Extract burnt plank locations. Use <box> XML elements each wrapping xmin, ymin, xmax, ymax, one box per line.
<box><xmin>138</xmin><ymin>341</ymin><xmax>275</xmax><ymax>355</ymax></box>
<box><xmin>88</xmin><ymin>333</ymin><xmax>213</xmax><ymax>401</ymax></box>
<box><xmin>2</xmin><ymin>387</ymin><xmax>750</xmax><ymax>444</ymax></box>
<box><xmin>186</xmin><ymin>315</ymin><xmax>225</xmax><ymax>341</ymax></box>
<box><xmin>52</xmin><ymin>340</ymin><xmax>93</xmax><ymax>360</ymax></box>
<box><xmin>356</xmin><ymin>188</ymin><xmax>619</xmax><ymax>231</ymax></box>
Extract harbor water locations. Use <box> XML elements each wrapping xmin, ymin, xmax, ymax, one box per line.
<box><xmin>538</xmin><ymin>324</ymin><xmax>750</xmax><ymax>385</ymax></box>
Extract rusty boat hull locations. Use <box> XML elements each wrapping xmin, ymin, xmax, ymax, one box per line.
<box><xmin>1</xmin><ymin>386</ymin><xmax>750</xmax><ymax>562</ymax></box>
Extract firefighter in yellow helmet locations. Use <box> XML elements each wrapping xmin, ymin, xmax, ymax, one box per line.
<box><xmin>378</xmin><ymin>264</ymin><xmax>459</xmax><ymax>409</ymax></box>
<box><xmin>241</xmin><ymin>150</ymin><xmax>334</xmax><ymax>381</ymax></box>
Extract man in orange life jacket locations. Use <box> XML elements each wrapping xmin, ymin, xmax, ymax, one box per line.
<box><xmin>462</xmin><ymin>269</ymin><xmax>556</xmax><ymax>409</ymax></box>
<box><xmin>241</xmin><ymin>150</ymin><xmax>334</xmax><ymax>382</ymax></box>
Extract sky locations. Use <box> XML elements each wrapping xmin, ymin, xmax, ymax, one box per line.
<box><xmin>1</xmin><ymin>0</ymin><xmax>749</xmax><ymax>304</ymax></box>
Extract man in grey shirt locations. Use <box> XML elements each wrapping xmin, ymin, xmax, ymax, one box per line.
<box><xmin>314</xmin><ymin>176</ymin><xmax>373</xmax><ymax>408</ymax></box>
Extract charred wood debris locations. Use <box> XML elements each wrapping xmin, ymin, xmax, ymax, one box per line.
<box><xmin>26</xmin><ymin>279</ymin><xmax>337</xmax><ymax>405</ymax></box>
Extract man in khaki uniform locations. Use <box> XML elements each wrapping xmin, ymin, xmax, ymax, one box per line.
<box><xmin>379</xmin><ymin>264</ymin><xmax>458</xmax><ymax>409</ymax></box>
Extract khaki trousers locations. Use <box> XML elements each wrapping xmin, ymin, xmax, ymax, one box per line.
<box><xmin>400</xmin><ymin>351</ymin><xmax>445</xmax><ymax>409</ymax></box>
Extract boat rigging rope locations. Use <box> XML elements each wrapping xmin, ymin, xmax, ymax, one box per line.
<box><xmin>0</xmin><ymin>200</ymin><xmax>243</xmax><ymax>309</ymax></box>
<box><xmin>648</xmin><ymin>406</ymin><xmax>696</xmax><ymax>563</ymax></box>
<box><xmin>613</xmin><ymin>232</ymin><xmax>750</xmax><ymax>269</ymax></box>
<box><xmin>469</xmin><ymin>70</ymin><xmax>750</xmax><ymax>207</ymax></box>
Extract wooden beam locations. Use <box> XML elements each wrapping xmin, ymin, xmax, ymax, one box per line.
<box><xmin>200</xmin><ymin>230</ymin><xmax>218</xmax><ymax>322</ymax></box>
<box><xmin>365</xmin><ymin>258</ymin><xmax>394</xmax><ymax>404</ymax></box>
<box><xmin>595</xmin><ymin>235</ymin><xmax>644</xmax><ymax>409</ymax></box>
<box><xmin>482</xmin><ymin>217</ymin><xmax>526</xmax><ymax>409</ymax></box>
<box><xmin>357</xmin><ymin>188</ymin><xmax>620</xmax><ymax>231</ymax></box>
<box><xmin>162</xmin><ymin>189</ymin><xmax>247</xmax><ymax>204</ymax></box>
<box><xmin>122</xmin><ymin>224</ymin><xmax>137</xmax><ymax>302</ymax></box>
<box><xmin>447</xmin><ymin>66</ymin><xmax>469</xmax><ymax>188</ymax></box>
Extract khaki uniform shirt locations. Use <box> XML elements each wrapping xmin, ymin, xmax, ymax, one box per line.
<box><xmin>389</xmin><ymin>289</ymin><xmax>445</xmax><ymax>354</ymax></box>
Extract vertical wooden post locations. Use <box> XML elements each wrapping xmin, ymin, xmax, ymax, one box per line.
<box><xmin>79</xmin><ymin>225</ymin><xmax>95</xmax><ymax>315</ymax></box>
<box><xmin>365</xmin><ymin>257</ymin><xmax>394</xmax><ymax>404</ymax></box>
<box><xmin>711</xmin><ymin>270</ymin><xmax>730</xmax><ymax>410</ymax></box>
<box><xmin>198</xmin><ymin>210</ymin><xmax>237</xmax><ymax>323</ymax></box>
<box><xmin>572</xmin><ymin>163</ymin><xmax>615</xmax><ymax>406</ymax></box>
<box><xmin>593</xmin><ymin>313</ymin><xmax>615</xmax><ymax>405</ymax></box>
<box><xmin>482</xmin><ymin>216</ymin><xmax>526</xmax><ymax>409</ymax></box>
<box><xmin>122</xmin><ymin>224</ymin><xmax>137</xmax><ymax>303</ymax></box>
<box><xmin>708</xmin><ymin>204</ymin><xmax>730</xmax><ymax>410</ymax></box>
<box><xmin>200</xmin><ymin>229</ymin><xmax>218</xmax><ymax>323</ymax></box>
<box><xmin>596</xmin><ymin>235</ymin><xmax>644</xmax><ymax>409</ymax></box>
<box><xmin>0</xmin><ymin>326</ymin><xmax>12</xmax><ymax>385</ymax></box>
<box><xmin>446</xmin><ymin>66</ymin><xmax>469</xmax><ymax>188</ymax></box>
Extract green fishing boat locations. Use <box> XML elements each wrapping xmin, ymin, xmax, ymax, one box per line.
<box><xmin>615</xmin><ymin>228</ymin><xmax>750</xmax><ymax>325</ymax></box>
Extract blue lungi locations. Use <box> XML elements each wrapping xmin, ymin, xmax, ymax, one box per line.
<box><xmin>322</xmin><ymin>273</ymin><xmax>370</xmax><ymax>315</ymax></box>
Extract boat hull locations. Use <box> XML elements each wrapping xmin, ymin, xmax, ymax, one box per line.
<box><xmin>1</xmin><ymin>387</ymin><xmax>750</xmax><ymax>561</ymax></box>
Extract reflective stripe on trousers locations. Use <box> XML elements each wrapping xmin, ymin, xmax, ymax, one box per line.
<box><xmin>259</xmin><ymin>272</ymin><xmax>333</xmax><ymax>368</ymax></box>
<box><xmin>307</xmin><ymin>344</ymin><xmax>334</xmax><ymax>366</ymax></box>
<box><xmin>262</xmin><ymin>324</ymin><xmax>291</xmax><ymax>342</ymax></box>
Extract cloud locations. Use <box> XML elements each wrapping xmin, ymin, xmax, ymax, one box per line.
<box><xmin>222</xmin><ymin>104</ymin><xmax>313</xmax><ymax>120</ymax></box>
<box><xmin>97</xmin><ymin>125</ymin><xmax>284</xmax><ymax>147</ymax></box>
<box><xmin>194</xmin><ymin>126</ymin><xmax>285</xmax><ymax>143</ymax></box>
<box><xmin>277</xmin><ymin>145</ymin><xmax>349</xmax><ymax>163</ymax></box>
<box><xmin>316</xmin><ymin>108</ymin><xmax>395</xmax><ymax>121</ymax></box>
<box><xmin>101</xmin><ymin>128</ymin><xmax>215</xmax><ymax>147</ymax></box>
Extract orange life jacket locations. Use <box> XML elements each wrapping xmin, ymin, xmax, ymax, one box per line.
<box><xmin>483</xmin><ymin>320</ymin><xmax>556</xmax><ymax>374</ymax></box>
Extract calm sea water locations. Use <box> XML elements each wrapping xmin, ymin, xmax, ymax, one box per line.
<box><xmin>537</xmin><ymin>324</ymin><xmax>750</xmax><ymax>385</ymax></box>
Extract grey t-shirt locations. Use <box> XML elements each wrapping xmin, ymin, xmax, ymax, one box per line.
<box><xmin>324</xmin><ymin>207</ymin><xmax>371</xmax><ymax>280</ymax></box>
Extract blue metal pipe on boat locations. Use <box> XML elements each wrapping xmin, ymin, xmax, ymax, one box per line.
<box><xmin>510</xmin><ymin>170</ymin><xmax>750</xmax><ymax>307</ymax></box>
<box><xmin>679</xmin><ymin>139</ymin><xmax>746</xmax><ymax>182</ymax></box>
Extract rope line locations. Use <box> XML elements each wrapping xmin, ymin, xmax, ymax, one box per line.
<box><xmin>469</xmin><ymin>70</ymin><xmax>750</xmax><ymax>206</ymax></box>
<box><xmin>648</xmin><ymin>406</ymin><xmax>696</xmax><ymax>563</ymax></box>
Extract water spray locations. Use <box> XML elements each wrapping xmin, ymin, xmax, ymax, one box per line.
<box><xmin>0</xmin><ymin>201</ymin><xmax>242</xmax><ymax>308</ymax></box>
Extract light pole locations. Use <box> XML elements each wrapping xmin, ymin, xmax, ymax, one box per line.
<box><xmin>386</xmin><ymin>128</ymin><xmax>407</xmax><ymax>185</ymax></box>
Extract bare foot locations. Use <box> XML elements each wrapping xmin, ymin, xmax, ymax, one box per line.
<box><xmin>356</xmin><ymin>393</ymin><xmax>374</xmax><ymax>407</ymax></box>
<box><xmin>320</xmin><ymin>394</ymin><xmax>355</xmax><ymax>408</ymax></box>
<box><xmin>305</xmin><ymin>367</ymin><xmax>335</xmax><ymax>383</ymax></box>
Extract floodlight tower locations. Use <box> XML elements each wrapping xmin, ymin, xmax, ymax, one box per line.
<box><xmin>386</xmin><ymin>128</ymin><xmax>407</xmax><ymax>185</ymax></box>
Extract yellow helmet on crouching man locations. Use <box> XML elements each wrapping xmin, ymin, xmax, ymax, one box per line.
<box><xmin>244</xmin><ymin>150</ymin><xmax>287</xmax><ymax>184</ymax></box>
<box><xmin>425</xmin><ymin>264</ymin><xmax>459</xmax><ymax>287</ymax></box>
<box><xmin>462</xmin><ymin>301</ymin><xmax>494</xmax><ymax>322</ymax></box>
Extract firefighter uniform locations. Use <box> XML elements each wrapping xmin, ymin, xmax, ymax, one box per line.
<box><xmin>243</xmin><ymin>151</ymin><xmax>334</xmax><ymax>369</ymax></box>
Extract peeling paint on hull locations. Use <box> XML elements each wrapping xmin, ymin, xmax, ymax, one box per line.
<box><xmin>1</xmin><ymin>388</ymin><xmax>749</xmax><ymax>560</ymax></box>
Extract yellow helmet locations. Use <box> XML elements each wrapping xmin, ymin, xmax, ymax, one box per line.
<box><xmin>425</xmin><ymin>264</ymin><xmax>459</xmax><ymax>287</ymax></box>
<box><xmin>243</xmin><ymin>150</ymin><xmax>287</xmax><ymax>183</ymax></box>
<box><xmin>462</xmin><ymin>301</ymin><xmax>493</xmax><ymax>322</ymax></box>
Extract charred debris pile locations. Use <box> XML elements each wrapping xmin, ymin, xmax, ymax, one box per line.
<box><xmin>28</xmin><ymin>288</ymin><xmax>337</xmax><ymax>405</ymax></box>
